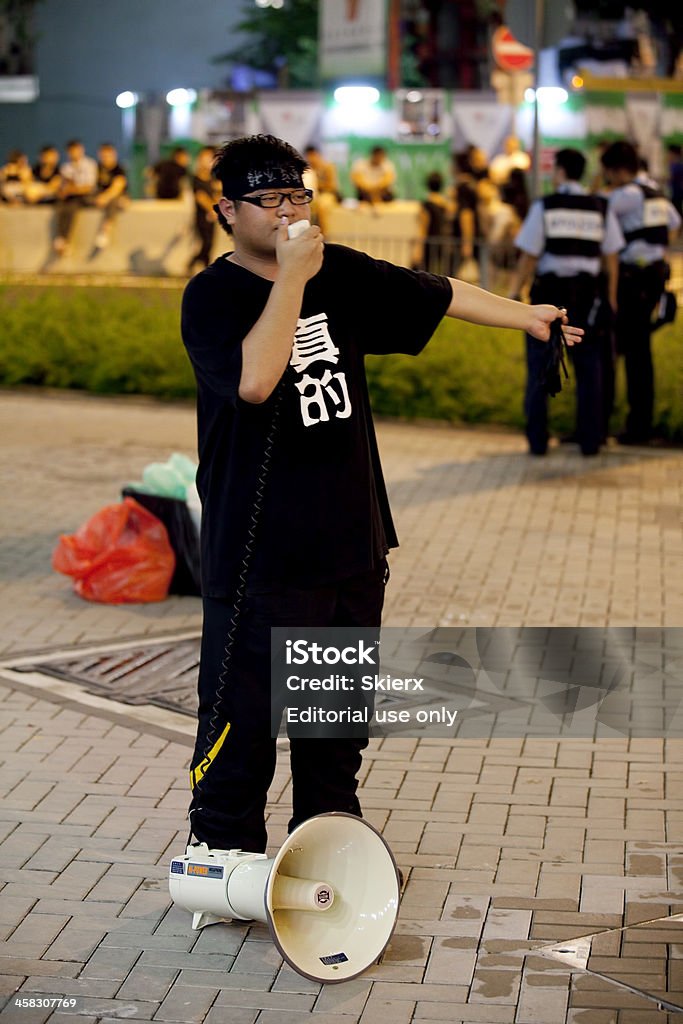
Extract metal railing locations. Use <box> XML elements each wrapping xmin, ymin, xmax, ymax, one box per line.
<box><xmin>329</xmin><ymin>233</ymin><xmax>683</xmax><ymax>301</ymax></box>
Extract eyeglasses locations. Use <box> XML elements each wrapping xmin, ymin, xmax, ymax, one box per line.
<box><xmin>235</xmin><ymin>188</ymin><xmax>313</xmax><ymax>208</ymax></box>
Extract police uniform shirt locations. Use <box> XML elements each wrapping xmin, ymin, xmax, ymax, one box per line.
<box><xmin>607</xmin><ymin>181</ymin><xmax>680</xmax><ymax>266</ymax></box>
<box><xmin>515</xmin><ymin>181</ymin><xmax>624</xmax><ymax>277</ymax></box>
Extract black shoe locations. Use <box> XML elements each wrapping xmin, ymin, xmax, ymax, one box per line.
<box><xmin>528</xmin><ymin>448</ymin><xmax>547</xmax><ymax>456</ymax></box>
<box><xmin>559</xmin><ymin>432</ymin><xmax>578</xmax><ymax>444</ymax></box>
<box><xmin>581</xmin><ymin>448</ymin><xmax>599</xmax><ymax>457</ymax></box>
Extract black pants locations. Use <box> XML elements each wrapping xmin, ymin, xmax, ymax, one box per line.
<box><xmin>614</xmin><ymin>261</ymin><xmax>667</xmax><ymax>441</ymax></box>
<box><xmin>526</xmin><ymin>274</ymin><xmax>606</xmax><ymax>455</ymax></box>
<box><xmin>189</xmin><ymin>213</ymin><xmax>215</xmax><ymax>268</ymax></box>
<box><xmin>189</xmin><ymin>564</ymin><xmax>387</xmax><ymax>853</ymax></box>
<box><xmin>55</xmin><ymin>194</ymin><xmax>122</xmax><ymax>239</ymax></box>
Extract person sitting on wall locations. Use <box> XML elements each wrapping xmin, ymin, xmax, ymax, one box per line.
<box><xmin>304</xmin><ymin>144</ymin><xmax>341</xmax><ymax>233</ymax></box>
<box><xmin>413</xmin><ymin>171</ymin><xmax>455</xmax><ymax>274</ymax></box>
<box><xmin>0</xmin><ymin>150</ymin><xmax>34</xmax><ymax>204</ymax></box>
<box><xmin>187</xmin><ymin>145</ymin><xmax>220</xmax><ymax>275</ymax></box>
<box><xmin>91</xmin><ymin>143</ymin><xmax>129</xmax><ymax>252</ymax></box>
<box><xmin>26</xmin><ymin>145</ymin><xmax>62</xmax><ymax>204</ymax></box>
<box><xmin>304</xmin><ymin>145</ymin><xmax>341</xmax><ymax>201</ymax></box>
<box><xmin>53</xmin><ymin>139</ymin><xmax>98</xmax><ymax>256</ymax></box>
<box><xmin>489</xmin><ymin>135</ymin><xmax>531</xmax><ymax>187</ymax></box>
<box><xmin>149</xmin><ymin>146</ymin><xmax>191</xmax><ymax>199</ymax></box>
<box><xmin>350</xmin><ymin>145</ymin><xmax>397</xmax><ymax>203</ymax></box>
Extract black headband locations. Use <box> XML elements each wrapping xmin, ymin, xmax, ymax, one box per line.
<box><xmin>221</xmin><ymin>162</ymin><xmax>304</xmax><ymax>198</ymax></box>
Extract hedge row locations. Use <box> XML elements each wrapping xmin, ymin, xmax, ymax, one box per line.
<box><xmin>1</xmin><ymin>284</ymin><xmax>681</xmax><ymax>439</ymax></box>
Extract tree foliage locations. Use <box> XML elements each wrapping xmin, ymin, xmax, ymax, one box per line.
<box><xmin>213</xmin><ymin>0</ymin><xmax>319</xmax><ymax>89</ymax></box>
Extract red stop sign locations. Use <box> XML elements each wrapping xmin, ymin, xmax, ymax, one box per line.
<box><xmin>492</xmin><ymin>26</ymin><xmax>534</xmax><ymax>73</ymax></box>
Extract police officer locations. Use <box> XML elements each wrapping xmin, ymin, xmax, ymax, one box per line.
<box><xmin>509</xmin><ymin>148</ymin><xmax>624</xmax><ymax>456</ymax></box>
<box><xmin>600</xmin><ymin>141</ymin><xmax>681</xmax><ymax>445</ymax></box>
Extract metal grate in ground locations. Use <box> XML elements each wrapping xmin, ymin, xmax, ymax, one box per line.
<box><xmin>9</xmin><ymin>634</ymin><xmax>202</xmax><ymax>717</ymax></box>
<box><xmin>543</xmin><ymin>911</ymin><xmax>683</xmax><ymax>1014</ymax></box>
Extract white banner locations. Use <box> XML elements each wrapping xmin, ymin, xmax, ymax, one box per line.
<box><xmin>452</xmin><ymin>102</ymin><xmax>513</xmax><ymax>157</ymax></box>
<box><xmin>585</xmin><ymin>103</ymin><xmax>627</xmax><ymax>138</ymax></box>
<box><xmin>258</xmin><ymin>95</ymin><xmax>324</xmax><ymax>153</ymax></box>
<box><xmin>625</xmin><ymin>94</ymin><xmax>663</xmax><ymax>177</ymax></box>
<box><xmin>319</xmin><ymin>0</ymin><xmax>387</xmax><ymax>80</ymax></box>
<box><xmin>661</xmin><ymin>102</ymin><xmax>683</xmax><ymax>138</ymax></box>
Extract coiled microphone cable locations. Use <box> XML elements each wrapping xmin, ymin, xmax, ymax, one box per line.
<box><xmin>188</xmin><ymin>383</ymin><xmax>284</xmax><ymax>846</ymax></box>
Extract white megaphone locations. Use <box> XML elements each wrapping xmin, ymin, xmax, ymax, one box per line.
<box><xmin>168</xmin><ymin>812</ymin><xmax>400</xmax><ymax>983</ymax></box>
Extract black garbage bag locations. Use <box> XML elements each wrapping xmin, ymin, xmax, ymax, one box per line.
<box><xmin>121</xmin><ymin>488</ymin><xmax>200</xmax><ymax>596</ymax></box>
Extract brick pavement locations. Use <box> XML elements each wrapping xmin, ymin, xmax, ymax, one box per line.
<box><xmin>1</xmin><ymin>391</ymin><xmax>683</xmax><ymax>1023</ymax></box>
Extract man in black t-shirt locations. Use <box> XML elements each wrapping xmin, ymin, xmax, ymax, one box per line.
<box><xmin>181</xmin><ymin>134</ymin><xmax>583</xmax><ymax>856</ymax></box>
<box><xmin>150</xmin><ymin>146</ymin><xmax>190</xmax><ymax>199</ymax></box>
<box><xmin>91</xmin><ymin>143</ymin><xmax>128</xmax><ymax>251</ymax></box>
<box><xmin>187</xmin><ymin>145</ymin><xmax>220</xmax><ymax>274</ymax></box>
<box><xmin>28</xmin><ymin>145</ymin><xmax>61</xmax><ymax>203</ymax></box>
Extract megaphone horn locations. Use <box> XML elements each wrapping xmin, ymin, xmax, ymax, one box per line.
<box><xmin>169</xmin><ymin>812</ymin><xmax>401</xmax><ymax>983</ymax></box>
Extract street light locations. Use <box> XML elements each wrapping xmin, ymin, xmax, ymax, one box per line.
<box><xmin>333</xmin><ymin>86</ymin><xmax>380</xmax><ymax>108</ymax></box>
<box><xmin>526</xmin><ymin>86</ymin><xmax>568</xmax><ymax>104</ymax></box>
<box><xmin>115</xmin><ymin>91</ymin><xmax>138</xmax><ymax>109</ymax></box>
<box><xmin>166</xmin><ymin>88</ymin><xmax>197</xmax><ymax>107</ymax></box>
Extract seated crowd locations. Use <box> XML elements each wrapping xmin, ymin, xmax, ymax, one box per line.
<box><xmin>0</xmin><ymin>140</ymin><xmax>222</xmax><ymax>269</ymax></box>
<box><xmin>0</xmin><ymin>133</ymin><xmax>580</xmax><ymax>288</ymax></box>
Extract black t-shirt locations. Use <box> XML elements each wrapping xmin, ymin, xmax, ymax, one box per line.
<box><xmin>181</xmin><ymin>244</ymin><xmax>452</xmax><ymax>597</ymax></box>
<box><xmin>33</xmin><ymin>163</ymin><xmax>60</xmax><ymax>184</ymax></box>
<box><xmin>453</xmin><ymin>181</ymin><xmax>479</xmax><ymax>236</ymax></box>
<box><xmin>154</xmin><ymin>160</ymin><xmax>187</xmax><ymax>199</ymax></box>
<box><xmin>97</xmin><ymin>163</ymin><xmax>127</xmax><ymax>193</ymax></box>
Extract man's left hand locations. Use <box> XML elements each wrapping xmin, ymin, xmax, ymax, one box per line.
<box><xmin>527</xmin><ymin>305</ymin><xmax>584</xmax><ymax>344</ymax></box>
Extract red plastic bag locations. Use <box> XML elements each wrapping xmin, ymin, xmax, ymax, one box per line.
<box><xmin>52</xmin><ymin>497</ymin><xmax>176</xmax><ymax>603</ymax></box>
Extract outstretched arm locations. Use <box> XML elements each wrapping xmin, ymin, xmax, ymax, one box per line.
<box><xmin>445</xmin><ymin>277</ymin><xmax>584</xmax><ymax>344</ymax></box>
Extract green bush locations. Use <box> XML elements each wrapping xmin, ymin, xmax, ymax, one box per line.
<box><xmin>0</xmin><ymin>285</ymin><xmax>195</xmax><ymax>398</ymax></box>
<box><xmin>1</xmin><ymin>284</ymin><xmax>681</xmax><ymax>439</ymax></box>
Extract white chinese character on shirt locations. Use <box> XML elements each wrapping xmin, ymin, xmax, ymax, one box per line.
<box><xmin>290</xmin><ymin>314</ymin><xmax>340</xmax><ymax>373</ymax></box>
<box><xmin>295</xmin><ymin>369</ymin><xmax>352</xmax><ymax>427</ymax></box>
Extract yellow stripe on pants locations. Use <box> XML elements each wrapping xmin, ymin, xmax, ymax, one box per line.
<box><xmin>189</xmin><ymin>721</ymin><xmax>231</xmax><ymax>790</ymax></box>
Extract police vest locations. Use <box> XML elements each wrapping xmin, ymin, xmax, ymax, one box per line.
<box><xmin>622</xmin><ymin>183</ymin><xmax>670</xmax><ymax>246</ymax></box>
<box><xmin>541</xmin><ymin>193</ymin><xmax>607</xmax><ymax>257</ymax></box>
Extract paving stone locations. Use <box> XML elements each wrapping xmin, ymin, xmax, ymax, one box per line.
<box><xmin>269</xmin><ymin>963</ymin><xmax>320</xmax><ymax>995</ymax></box>
<box><xmin>174</xmin><ymin>970</ymin><xmax>269</xmax><ymax>992</ymax></box>
<box><xmin>16</xmin><ymin>978</ymin><xmax>119</xmax><ymax>999</ymax></box>
<box><xmin>229</xmin><ymin>938</ymin><xmax>282</xmax><ymax>976</ymax></box>
<box><xmin>202</xmin><ymin>1010</ymin><xmax>257</xmax><ymax>1024</ymax></box>
<box><xmin>314</xmin><ymin>979</ymin><xmax>371</xmax><ymax>1014</ymax></box>
<box><xmin>211</xmin><ymin>989</ymin><xmax>315</xmax><ymax>1011</ymax></box>
<box><xmin>42</xmin><ymin>924</ymin><xmax>108</xmax><ymax>964</ymax></box>
<box><xmin>116</xmin><ymin>964</ymin><xmax>178</xmax><ymax>1002</ymax></box>
<box><xmin>359</xmin><ymin>996</ymin><xmax>416</xmax><ymax>1024</ymax></box>
<box><xmin>516</xmin><ymin>972</ymin><xmax>571</xmax><ymax>1023</ymax></box>
<box><xmin>423</xmin><ymin>934</ymin><xmax>477</xmax><ymax>985</ymax></box>
<box><xmin>148</xmin><ymin>981</ymin><xmax>215</xmax><ymax>1023</ymax></box>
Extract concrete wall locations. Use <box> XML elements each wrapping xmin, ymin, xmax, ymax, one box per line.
<box><xmin>0</xmin><ymin>0</ymin><xmax>245</xmax><ymax>161</ymax></box>
<box><xmin>0</xmin><ymin>200</ymin><xmax>231</xmax><ymax>275</ymax></box>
